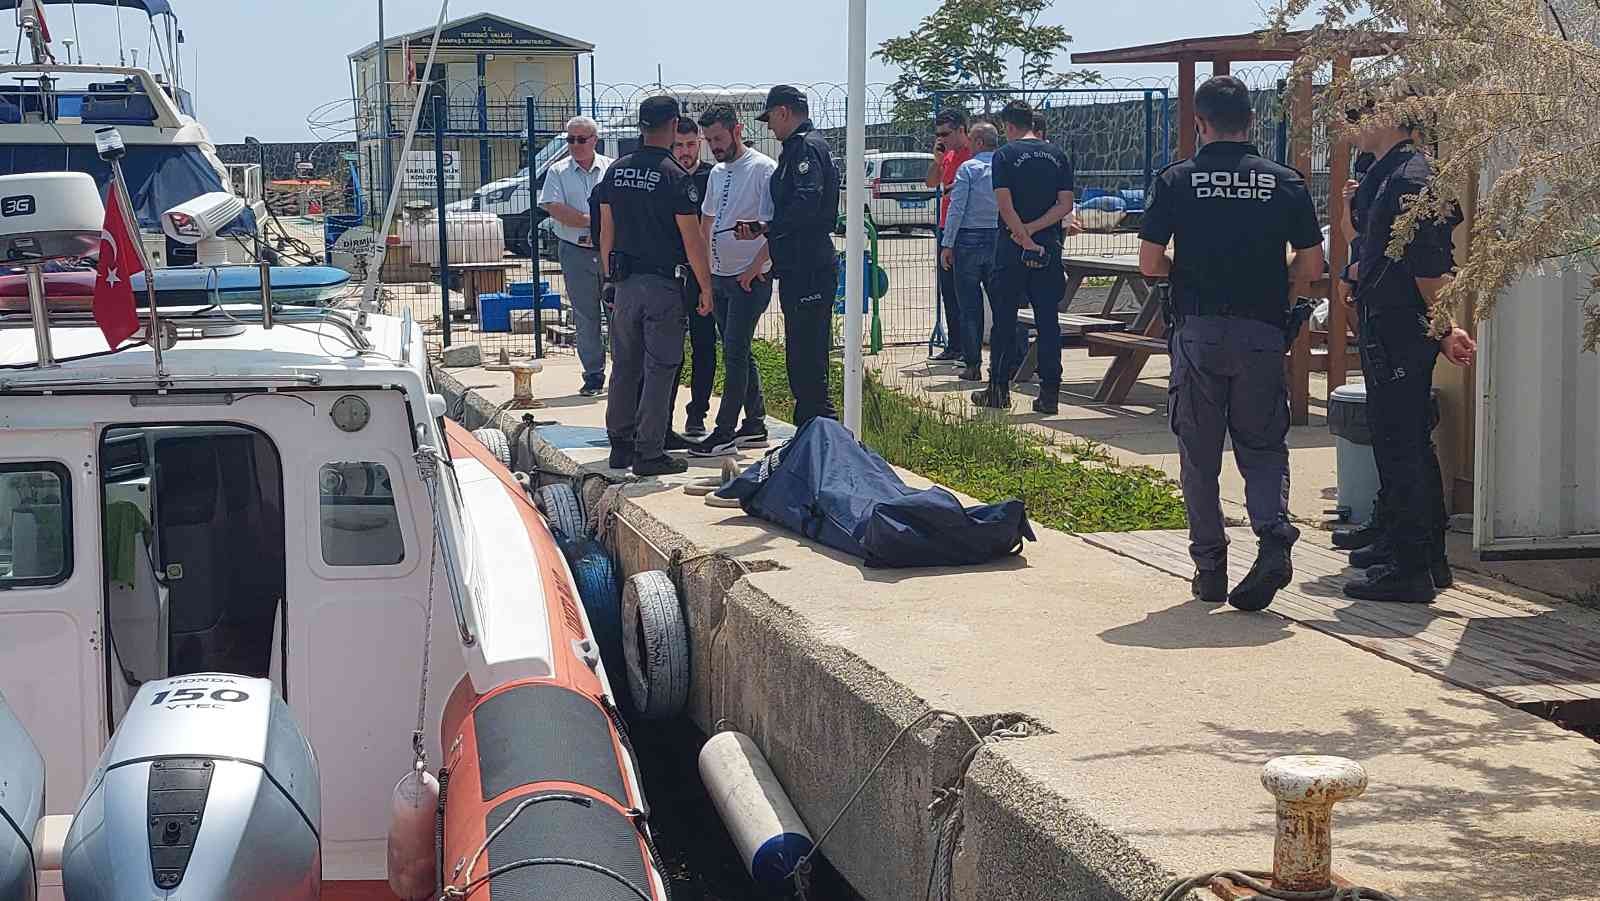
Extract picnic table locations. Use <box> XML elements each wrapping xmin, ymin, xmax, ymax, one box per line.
<box><xmin>1022</xmin><ymin>252</ymin><xmax>1342</xmax><ymax>424</ymax></box>
<box><xmin>432</xmin><ymin>260</ymin><xmax>523</xmax><ymax>320</ymax></box>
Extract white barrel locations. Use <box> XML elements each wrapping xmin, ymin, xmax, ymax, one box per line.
<box><xmin>698</xmin><ymin>731</ymin><xmax>814</xmax><ymax>887</ymax></box>
<box><xmin>385</xmin><ymin>769</ymin><xmax>439</xmax><ymax>900</ymax></box>
<box><xmin>400</xmin><ymin>212</ymin><xmax>505</xmax><ymax>266</ymax></box>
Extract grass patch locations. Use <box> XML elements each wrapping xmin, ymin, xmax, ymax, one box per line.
<box><xmin>1576</xmin><ymin>584</ymin><xmax>1600</xmax><ymax>612</ymax></box>
<box><xmin>687</xmin><ymin>339</ymin><xmax>1186</xmax><ymax>533</ymax></box>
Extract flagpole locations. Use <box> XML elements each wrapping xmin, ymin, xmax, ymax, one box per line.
<box><xmin>842</xmin><ymin>0</ymin><xmax>867</xmax><ymax>436</ymax></box>
<box><xmin>96</xmin><ymin>127</ymin><xmax>164</xmax><ymax>377</ymax></box>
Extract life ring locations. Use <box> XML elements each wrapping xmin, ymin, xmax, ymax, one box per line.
<box><xmin>622</xmin><ymin>571</ymin><xmax>689</xmax><ymax>720</ymax></box>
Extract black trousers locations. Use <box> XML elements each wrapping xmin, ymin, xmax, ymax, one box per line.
<box><xmin>668</xmin><ymin>289</ymin><xmax>718</xmax><ymax>427</ymax></box>
<box><xmin>1361</xmin><ymin>315</ymin><xmax>1446</xmax><ymax>572</ymax></box>
<box><xmin>937</xmin><ymin>257</ymin><xmax>962</xmax><ymax>351</ymax></box>
<box><xmin>778</xmin><ymin>261</ymin><xmax>838</xmax><ymax>426</ymax></box>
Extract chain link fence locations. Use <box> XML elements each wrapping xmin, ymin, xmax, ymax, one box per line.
<box><xmin>338</xmin><ymin>69</ymin><xmax>1325</xmax><ymax>360</ymax></box>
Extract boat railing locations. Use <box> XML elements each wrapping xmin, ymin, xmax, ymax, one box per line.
<box><xmin>0</xmin><ymin>304</ymin><xmax>376</xmax><ymax>353</ymax></box>
<box><xmin>0</xmin><ymin>65</ymin><xmax>183</xmax><ymax>129</ymax></box>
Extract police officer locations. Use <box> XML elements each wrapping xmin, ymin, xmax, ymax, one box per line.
<box><xmin>599</xmin><ymin>95</ymin><xmax>715</xmax><ymax>477</ymax></box>
<box><xmin>1340</xmin><ymin>100</ymin><xmax>1475</xmax><ymax>604</ymax></box>
<box><xmin>1138</xmin><ymin>76</ymin><xmax>1325</xmax><ymax>611</ymax></box>
<box><xmin>735</xmin><ymin>85</ymin><xmax>841</xmax><ymax>427</ymax></box>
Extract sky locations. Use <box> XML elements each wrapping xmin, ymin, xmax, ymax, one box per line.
<box><xmin>36</xmin><ymin>1</ymin><xmax>1307</xmax><ymax>143</ymax></box>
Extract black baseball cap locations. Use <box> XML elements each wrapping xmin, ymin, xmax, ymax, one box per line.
<box><xmin>755</xmin><ymin>85</ymin><xmax>806</xmax><ymax>122</ymax></box>
<box><xmin>638</xmin><ymin>95</ymin><xmax>681</xmax><ymax>129</ymax></box>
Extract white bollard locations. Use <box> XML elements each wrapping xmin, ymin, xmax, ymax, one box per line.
<box><xmin>699</xmin><ymin>731</ymin><xmax>815</xmax><ymax>887</ymax></box>
<box><xmin>1261</xmin><ymin>755</ymin><xmax>1368</xmax><ymax>891</ymax></box>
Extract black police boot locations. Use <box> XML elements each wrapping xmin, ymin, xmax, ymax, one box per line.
<box><xmin>1192</xmin><ymin>569</ymin><xmax>1227</xmax><ymax>603</ymax></box>
<box><xmin>1228</xmin><ymin>537</ymin><xmax>1295</xmax><ymax>612</ymax></box>
<box><xmin>1032</xmin><ymin>384</ymin><xmax>1059</xmax><ymax>415</ymax></box>
<box><xmin>1333</xmin><ymin>501</ymin><xmax>1386</xmax><ymax>551</ymax></box>
<box><xmin>1349</xmin><ymin>538</ymin><xmax>1395</xmax><ymax>570</ymax></box>
<box><xmin>633</xmin><ymin>455</ymin><xmax>688</xmax><ymax>477</ymax></box>
<box><xmin>1431</xmin><ymin>533</ymin><xmax>1453</xmax><ymax>590</ymax></box>
<box><xmin>1344</xmin><ymin>564</ymin><xmax>1435</xmax><ymax>604</ymax></box>
<box><xmin>608</xmin><ymin>446</ymin><xmax>634</xmax><ymax>470</ymax></box>
<box><xmin>971</xmin><ymin>384</ymin><xmax>1010</xmax><ymax>410</ymax></box>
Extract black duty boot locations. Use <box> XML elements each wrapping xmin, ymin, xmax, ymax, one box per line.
<box><xmin>1032</xmin><ymin>384</ymin><xmax>1059</xmax><ymax>415</ymax></box>
<box><xmin>1431</xmin><ymin>534</ymin><xmax>1453</xmax><ymax>590</ymax></box>
<box><xmin>1192</xmin><ymin>569</ymin><xmax>1227</xmax><ymax>603</ymax></box>
<box><xmin>1333</xmin><ymin>520</ymin><xmax>1381</xmax><ymax>550</ymax></box>
<box><xmin>608</xmin><ymin>446</ymin><xmax>634</xmax><ymax>470</ymax></box>
<box><xmin>1228</xmin><ymin>538</ymin><xmax>1295</xmax><ymax>612</ymax></box>
<box><xmin>971</xmin><ymin>384</ymin><xmax>1010</xmax><ymax>410</ymax></box>
<box><xmin>1344</xmin><ymin>564</ymin><xmax>1435</xmax><ymax>604</ymax></box>
<box><xmin>1349</xmin><ymin>539</ymin><xmax>1394</xmax><ymax>570</ymax></box>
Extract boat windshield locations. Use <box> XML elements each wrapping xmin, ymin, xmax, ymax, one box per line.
<box><xmin>0</xmin><ymin>143</ymin><xmax>256</xmax><ymax>236</ymax></box>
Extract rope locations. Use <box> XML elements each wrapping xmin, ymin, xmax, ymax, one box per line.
<box><xmin>410</xmin><ymin>444</ymin><xmax>446</xmax><ymax>772</ymax></box>
<box><xmin>783</xmin><ymin>709</ymin><xmax>1023</xmax><ymax>892</ymax></box>
<box><xmin>1154</xmin><ymin>871</ymin><xmax>1401</xmax><ymax>901</ymax></box>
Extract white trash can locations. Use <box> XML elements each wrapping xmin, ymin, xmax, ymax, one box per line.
<box><xmin>1328</xmin><ymin>382</ymin><xmax>1379</xmax><ymax>525</ymax></box>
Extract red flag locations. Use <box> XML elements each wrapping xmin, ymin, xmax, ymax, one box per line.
<box><xmin>94</xmin><ymin>192</ymin><xmax>143</xmax><ymax>349</ymax></box>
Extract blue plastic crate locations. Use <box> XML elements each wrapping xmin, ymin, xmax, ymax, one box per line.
<box><xmin>479</xmin><ymin>292</ymin><xmax>533</xmax><ymax>333</ymax></box>
<box><xmin>508</xmin><ymin>281</ymin><xmax>550</xmax><ymax>297</ymax></box>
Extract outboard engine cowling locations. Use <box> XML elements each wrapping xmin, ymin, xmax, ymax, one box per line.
<box><xmin>63</xmin><ymin>674</ymin><xmax>320</xmax><ymax>900</ymax></box>
<box><xmin>0</xmin><ymin>688</ymin><xmax>44</xmax><ymax>901</ymax></box>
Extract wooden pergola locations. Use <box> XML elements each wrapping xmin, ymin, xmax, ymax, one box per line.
<box><xmin>1073</xmin><ymin>30</ymin><xmax>1405</xmax><ymax>420</ymax></box>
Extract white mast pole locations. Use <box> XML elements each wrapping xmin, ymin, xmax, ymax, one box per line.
<box><xmin>842</xmin><ymin>0</ymin><xmax>867</xmax><ymax>436</ymax></box>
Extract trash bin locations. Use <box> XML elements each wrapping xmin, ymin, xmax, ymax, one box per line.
<box><xmin>1328</xmin><ymin>383</ymin><xmax>1379</xmax><ymax>525</ymax></box>
<box><xmin>1328</xmin><ymin>382</ymin><xmax>1442</xmax><ymax>524</ymax></box>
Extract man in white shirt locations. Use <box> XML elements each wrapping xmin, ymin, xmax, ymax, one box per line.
<box><xmin>689</xmin><ymin>103</ymin><xmax>778</xmax><ymax>457</ymax></box>
<box><xmin>537</xmin><ymin>115</ymin><xmax>613</xmax><ymax>396</ymax></box>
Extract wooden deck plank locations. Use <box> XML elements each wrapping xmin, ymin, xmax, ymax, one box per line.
<box><xmin>1130</xmin><ymin>529</ymin><xmax>1600</xmax><ymax>696</ymax></box>
<box><xmin>1079</xmin><ymin>530</ymin><xmax>1600</xmax><ymax>709</ymax></box>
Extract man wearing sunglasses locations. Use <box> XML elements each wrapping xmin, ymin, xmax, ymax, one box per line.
<box><xmin>926</xmin><ymin>107</ymin><xmax>972</xmax><ymax>362</ymax></box>
<box><xmin>539</xmin><ymin>115</ymin><xmax>614</xmax><ymax>396</ymax></box>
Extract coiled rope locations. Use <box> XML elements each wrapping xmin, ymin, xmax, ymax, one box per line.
<box><xmin>1155</xmin><ymin>870</ymin><xmax>1400</xmax><ymax>901</ymax></box>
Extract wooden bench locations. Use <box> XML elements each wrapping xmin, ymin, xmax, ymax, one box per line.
<box><xmin>1085</xmin><ymin>331</ymin><xmax>1168</xmax><ymax>357</ymax></box>
<box><xmin>1011</xmin><ymin>309</ymin><xmax>1125</xmax><ymax>382</ymax></box>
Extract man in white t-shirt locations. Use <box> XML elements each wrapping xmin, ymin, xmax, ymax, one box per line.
<box><xmin>689</xmin><ymin>103</ymin><xmax>778</xmax><ymax>457</ymax></box>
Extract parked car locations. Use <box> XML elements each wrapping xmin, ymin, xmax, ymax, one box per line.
<box><xmin>863</xmin><ymin>152</ymin><xmax>937</xmax><ymax>233</ymax></box>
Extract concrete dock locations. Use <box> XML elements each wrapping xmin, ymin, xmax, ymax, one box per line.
<box><xmin>437</xmin><ymin>353</ymin><xmax>1600</xmax><ymax>901</ymax></box>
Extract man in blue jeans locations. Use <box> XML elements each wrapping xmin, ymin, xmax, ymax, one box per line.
<box><xmin>691</xmin><ymin>103</ymin><xmax>778</xmax><ymax>457</ymax></box>
<box><xmin>938</xmin><ymin>122</ymin><xmax>1000</xmax><ymax>383</ymax></box>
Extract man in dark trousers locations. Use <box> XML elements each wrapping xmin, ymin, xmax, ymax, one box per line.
<box><xmin>925</xmin><ymin>107</ymin><xmax>971</xmax><ymax>362</ymax></box>
<box><xmin>670</xmin><ymin>117</ymin><xmax>719</xmax><ymax>440</ymax></box>
<box><xmin>736</xmin><ymin>85</ymin><xmax>841</xmax><ymax>427</ymax></box>
<box><xmin>975</xmin><ymin>99</ymin><xmax>1075</xmax><ymax>414</ymax></box>
<box><xmin>1138</xmin><ymin>76</ymin><xmax>1325</xmax><ymax>611</ymax></box>
<box><xmin>1341</xmin><ymin>100</ymin><xmax>1475</xmax><ymax>603</ymax></box>
<box><xmin>599</xmin><ymin>96</ymin><xmax>715</xmax><ymax>478</ymax></box>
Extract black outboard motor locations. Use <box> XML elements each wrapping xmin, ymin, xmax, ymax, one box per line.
<box><xmin>63</xmin><ymin>674</ymin><xmax>321</xmax><ymax>900</ymax></box>
<box><xmin>0</xmin><ymin>688</ymin><xmax>44</xmax><ymax>901</ymax></box>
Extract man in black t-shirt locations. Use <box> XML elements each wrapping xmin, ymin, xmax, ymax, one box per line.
<box><xmin>1138</xmin><ymin>76</ymin><xmax>1325</xmax><ymax>612</ymax></box>
<box><xmin>977</xmin><ymin>100</ymin><xmax>1075</xmax><ymax>414</ymax></box>
<box><xmin>669</xmin><ymin>117</ymin><xmax>719</xmax><ymax>440</ymax></box>
<box><xmin>599</xmin><ymin>95</ymin><xmax>715</xmax><ymax>477</ymax></box>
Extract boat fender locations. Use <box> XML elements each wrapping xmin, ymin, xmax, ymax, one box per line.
<box><xmin>471</xmin><ymin>427</ymin><xmax>511</xmax><ymax>468</ymax></box>
<box><xmin>569</xmin><ymin>539</ymin><xmax>627</xmax><ymax>698</ymax></box>
<box><xmin>385</xmin><ymin>768</ymin><xmax>440</xmax><ymax>900</ymax></box>
<box><xmin>623</xmin><ymin>571</ymin><xmax>690</xmax><ymax>720</ymax></box>
<box><xmin>535</xmin><ymin>482</ymin><xmax>587</xmax><ymax>542</ymax></box>
<box><xmin>699</xmin><ymin>731</ymin><xmax>815</xmax><ymax>887</ymax></box>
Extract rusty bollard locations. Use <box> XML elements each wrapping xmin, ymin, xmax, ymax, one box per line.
<box><xmin>510</xmin><ymin>361</ymin><xmax>542</xmax><ymax>408</ymax></box>
<box><xmin>1260</xmin><ymin>756</ymin><xmax>1368</xmax><ymax>891</ymax></box>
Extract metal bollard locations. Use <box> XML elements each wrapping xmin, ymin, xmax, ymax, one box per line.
<box><xmin>1260</xmin><ymin>756</ymin><xmax>1368</xmax><ymax>891</ymax></box>
<box><xmin>510</xmin><ymin>361</ymin><xmax>542</xmax><ymax>409</ymax></box>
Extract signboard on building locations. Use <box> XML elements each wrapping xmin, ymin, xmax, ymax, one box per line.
<box><xmin>402</xmin><ymin>150</ymin><xmax>461</xmax><ymax>190</ymax></box>
<box><xmin>434</xmin><ymin>16</ymin><xmax>585</xmax><ymax>52</ymax></box>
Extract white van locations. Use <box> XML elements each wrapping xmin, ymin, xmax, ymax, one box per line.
<box><xmin>862</xmin><ymin>152</ymin><xmax>939</xmax><ymax>233</ymax></box>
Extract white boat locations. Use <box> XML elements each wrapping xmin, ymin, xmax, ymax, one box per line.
<box><xmin>0</xmin><ymin>0</ymin><xmax>267</xmax><ymax>267</ymax></box>
<box><xmin>0</xmin><ymin>173</ymin><xmax>671</xmax><ymax>899</ymax></box>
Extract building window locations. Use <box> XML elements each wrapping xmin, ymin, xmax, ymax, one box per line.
<box><xmin>319</xmin><ymin>462</ymin><xmax>405</xmax><ymax>566</ymax></box>
<box><xmin>0</xmin><ymin>463</ymin><xmax>72</xmax><ymax>587</ymax></box>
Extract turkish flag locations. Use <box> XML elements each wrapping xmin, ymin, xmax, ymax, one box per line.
<box><xmin>94</xmin><ymin>192</ymin><xmax>144</xmax><ymax>349</ymax></box>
